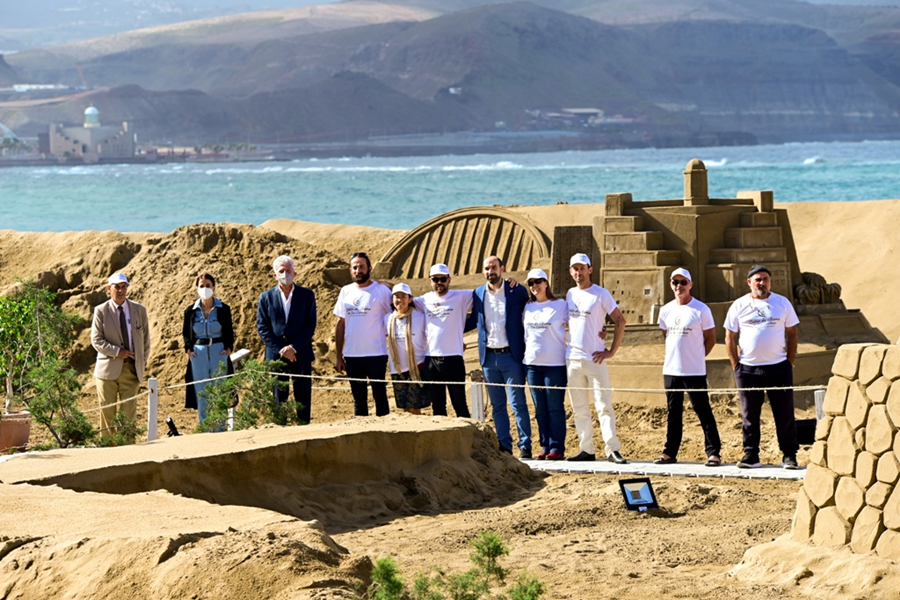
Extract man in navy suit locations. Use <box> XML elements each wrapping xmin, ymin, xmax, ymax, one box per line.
<box><xmin>256</xmin><ymin>255</ymin><xmax>317</xmax><ymax>423</ymax></box>
<box><xmin>468</xmin><ymin>256</ymin><xmax>532</xmax><ymax>458</ymax></box>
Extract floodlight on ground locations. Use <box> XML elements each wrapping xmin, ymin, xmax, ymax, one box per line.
<box><xmin>618</xmin><ymin>478</ymin><xmax>658</xmax><ymax>512</ymax></box>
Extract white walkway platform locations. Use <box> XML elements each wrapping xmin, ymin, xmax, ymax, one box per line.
<box><xmin>527</xmin><ymin>458</ymin><xmax>806</xmax><ymax>481</ymax></box>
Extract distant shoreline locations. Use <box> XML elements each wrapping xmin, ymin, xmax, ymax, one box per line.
<box><xmin>5</xmin><ymin>128</ymin><xmax>900</xmax><ymax>168</ymax></box>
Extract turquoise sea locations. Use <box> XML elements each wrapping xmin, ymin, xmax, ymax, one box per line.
<box><xmin>2</xmin><ymin>140</ymin><xmax>899</xmax><ymax>233</ymax></box>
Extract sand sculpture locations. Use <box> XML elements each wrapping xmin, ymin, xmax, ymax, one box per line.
<box><xmin>791</xmin><ymin>343</ymin><xmax>900</xmax><ymax>558</ymax></box>
<box><xmin>369</xmin><ymin>160</ymin><xmax>886</xmax><ymax>407</ymax></box>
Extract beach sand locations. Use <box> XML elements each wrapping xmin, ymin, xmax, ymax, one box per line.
<box><xmin>0</xmin><ymin>200</ymin><xmax>898</xmax><ymax>598</ymax></box>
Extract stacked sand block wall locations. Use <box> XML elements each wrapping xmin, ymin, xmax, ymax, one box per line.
<box><xmin>792</xmin><ymin>343</ymin><xmax>900</xmax><ymax>558</ymax></box>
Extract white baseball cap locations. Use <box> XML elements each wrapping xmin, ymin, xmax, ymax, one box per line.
<box><xmin>429</xmin><ymin>264</ymin><xmax>451</xmax><ymax>277</ymax></box>
<box><xmin>670</xmin><ymin>268</ymin><xmax>692</xmax><ymax>282</ymax></box>
<box><xmin>107</xmin><ymin>273</ymin><xmax>129</xmax><ymax>285</ymax></box>
<box><xmin>392</xmin><ymin>283</ymin><xmax>412</xmax><ymax>296</ymax></box>
<box><xmin>569</xmin><ymin>253</ymin><xmax>591</xmax><ymax>267</ymax></box>
<box><xmin>526</xmin><ymin>268</ymin><xmax>549</xmax><ymax>283</ymax></box>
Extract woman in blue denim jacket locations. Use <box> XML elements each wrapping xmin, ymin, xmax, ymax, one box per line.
<box><xmin>182</xmin><ymin>273</ymin><xmax>235</xmax><ymax>425</ymax></box>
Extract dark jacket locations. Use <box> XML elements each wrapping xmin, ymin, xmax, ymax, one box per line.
<box><xmin>256</xmin><ymin>284</ymin><xmax>318</xmax><ymax>364</ymax></box>
<box><xmin>183</xmin><ymin>300</ymin><xmax>235</xmax><ymax>410</ymax></box>
<box><xmin>466</xmin><ymin>280</ymin><xmax>529</xmax><ymax>366</ymax></box>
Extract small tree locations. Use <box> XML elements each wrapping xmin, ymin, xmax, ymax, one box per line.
<box><xmin>26</xmin><ymin>357</ymin><xmax>94</xmax><ymax>447</ymax></box>
<box><xmin>0</xmin><ymin>280</ymin><xmax>81</xmax><ymax>413</ymax></box>
<box><xmin>196</xmin><ymin>357</ymin><xmax>295</xmax><ymax>433</ymax></box>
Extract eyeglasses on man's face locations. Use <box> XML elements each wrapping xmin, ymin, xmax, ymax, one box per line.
<box><xmin>671</xmin><ymin>279</ymin><xmax>689</xmax><ymax>286</ymax></box>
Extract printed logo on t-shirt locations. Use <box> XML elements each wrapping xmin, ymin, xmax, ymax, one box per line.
<box><xmin>345</xmin><ymin>295</ymin><xmax>373</xmax><ymax>318</ymax></box>
<box><xmin>746</xmin><ymin>303</ymin><xmax>781</xmax><ymax>327</ymax></box>
<box><xmin>426</xmin><ymin>302</ymin><xmax>454</xmax><ymax>319</ymax></box>
<box><xmin>569</xmin><ymin>304</ymin><xmax>591</xmax><ymax>320</ymax></box>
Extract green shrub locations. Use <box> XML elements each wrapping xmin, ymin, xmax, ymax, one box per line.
<box><xmin>196</xmin><ymin>357</ymin><xmax>296</xmax><ymax>433</ymax></box>
<box><xmin>26</xmin><ymin>357</ymin><xmax>94</xmax><ymax>447</ymax></box>
<box><xmin>359</xmin><ymin>531</ymin><xmax>545</xmax><ymax>600</ymax></box>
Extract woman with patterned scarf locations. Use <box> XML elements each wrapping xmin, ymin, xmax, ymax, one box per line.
<box><xmin>385</xmin><ymin>283</ymin><xmax>430</xmax><ymax>414</ymax></box>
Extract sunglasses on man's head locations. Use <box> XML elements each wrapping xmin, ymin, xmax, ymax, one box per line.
<box><xmin>430</xmin><ymin>276</ymin><xmax>448</xmax><ymax>283</ymax></box>
<box><xmin>671</xmin><ymin>279</ymin><xmax>689</xmax><ymax>286</ymax></box>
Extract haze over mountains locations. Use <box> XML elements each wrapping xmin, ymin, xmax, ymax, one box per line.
<box><xmin>2</xmin><ymin>0</ymin><xmax>900</xmax><ymax>151</ymax></box>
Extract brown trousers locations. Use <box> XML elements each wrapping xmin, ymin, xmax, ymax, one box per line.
<box><xmin>96</xmin><ymin>361</ymin><xmax>140</xmax><ymax>440</ymax></box>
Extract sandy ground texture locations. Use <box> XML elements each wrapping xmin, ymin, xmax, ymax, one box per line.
<box><xmin>1</xmin><ymin>200</ymin><xmax>899</xmax><ymax>598</ymax></box>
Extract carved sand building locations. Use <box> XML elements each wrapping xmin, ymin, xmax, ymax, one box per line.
<box><xmin>371</xmin><ymin>159</ymin><xmax>886</xmax><ymax>410</ymax></box>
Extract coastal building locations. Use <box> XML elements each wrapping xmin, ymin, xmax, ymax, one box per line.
<box><xmin>48</xmin><ymin>106</ymin><xmax>135</xmax><ymax>163</ymax></box>
<box><xmin>359</xmin><ymin>160</ymin><xmax>886</xmax><ymax>412</ymax></box>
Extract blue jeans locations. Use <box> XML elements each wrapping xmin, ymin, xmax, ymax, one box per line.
<box><xmin>526</xmin><ymin>365</ymin><xmax>567</xmax><ymax>454</ymax></box>
<box><xmin>190</xmin><ymin>341</ymin><xmax>227</xmax><ymax>424</ymax></box>
<box><xmin>483</xmin><ymin>349</ymin><xmax>531</xmax><ymax>451</ymax></box>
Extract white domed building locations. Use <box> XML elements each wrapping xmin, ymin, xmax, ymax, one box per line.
<box><xmin>49</xmin><ymin>106</ymin><xmax>135</xmax><ymax>163</ymax></box>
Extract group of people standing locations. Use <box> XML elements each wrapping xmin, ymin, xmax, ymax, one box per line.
<box><xmin>331</xmin><ymin>251</ymin><xmax>630</xmax><ymax>464</ymax></box>
<box><xmin>90</xmin><ymin>253</ymin><xmax>802</xmax><ymax>470</ymax></box>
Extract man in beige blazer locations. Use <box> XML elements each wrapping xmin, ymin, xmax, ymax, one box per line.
<box><xmin>91</xmin><ymin>273</ymin><xmax>151</xmax><ymax>441</ymax></box>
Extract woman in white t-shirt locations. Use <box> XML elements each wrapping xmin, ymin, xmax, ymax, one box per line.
<box><xmin>385</xmin><ymin>283</ymin><xmax>430</xmax><ymax>414</ymax></box>
<box><xmin>522</xmin><ymin>269</ymin><xmax>568</xmax><ymax>460</ymax></box>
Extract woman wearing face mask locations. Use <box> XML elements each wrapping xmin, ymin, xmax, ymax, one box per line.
<box><xmin>183</xmin><ymin>273</ymin><xmax>235</xmax><ymax>425</ymax></box>
<box><xmin>385</xmin><ymin>283</ymin><xmax>429</xmax><ymax>414</ymax></box>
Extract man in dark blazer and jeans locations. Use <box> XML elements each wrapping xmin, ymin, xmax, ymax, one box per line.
<box><xmin>257</xmin><ymin>255</ymin><xmax>317</xmax><ymax>423</ymax></box>
<box><xmin>467</xmin><ymin>256</ymin><xmax>532</xmax><ymax>458</ymax></box>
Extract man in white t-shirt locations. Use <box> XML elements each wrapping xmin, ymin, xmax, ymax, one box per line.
<box><xmin>725</xmin><ymin>264</ymin><xmax>800</xmax><ymax>470</ymax></box>
<box><xmin>565</xmin><ymin>253</ymin><xmax>628</xmax><ymax>464</ymax></box>
<box><xmin>334</xmin><ymin>251</ymin><xmax>393</xmax><ymax>417</ymax></box>
<box><xmin>413</xmin><ymin>264</ymin><xmax>473</xmax><ymax>418</ymax></box>
<box><xmin>654</xmin><ymin>268</ymin><xmax>721</xmax><ymax>466</ymax></box>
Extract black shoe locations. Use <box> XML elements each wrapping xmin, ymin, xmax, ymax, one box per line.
<box><xmin>567</xmin><ymin>450</ymin><xmax>595</xmax><ymax>462</ymax></box>
<box><xmin>499</xmin><ymin>445</ymin><xmax>512</xmax><ymax>455</ymax></box>
<box><xmin>519</xmin><ymin>448</ymin><xmax>533</xmax><ymax>460</ymax></box>
<box><xmin>737</xmin><ymin>453</ymin><xmax>762</xmax><ymax>469</ymax></box>
<box><xmin>607</xmin><ymin>451</ymin><xmax>629</xmax><ymax>464</ymax></box>
<box><xmin>783</xmin><ymin>455</ymin><xmax>799</xmax><ymax>470</ymax></box>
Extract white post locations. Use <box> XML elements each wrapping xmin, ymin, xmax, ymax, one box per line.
<box><xmin>227</xmin><ymin>407</ymin><xmax>235</xmax><ymax>431</ymax></box>
<box><xmin>814</xmin><ymin>389</ymin><xmax>826</xmax><ymax>421</ymax></box>
<box><xmin>147</xmin><ymin>377</ymin><xmax>159</xmax><ymax>442</ymax></box>
<box><xmin>470</xmin><ymin>382</ymin><xmax>485</xmax><ymax>422</ymax></box>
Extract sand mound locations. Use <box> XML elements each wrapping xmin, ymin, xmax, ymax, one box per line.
<box><xmin>0</xmin><ymin>484</ymin><xmax>370</xmax><ymax>599</ymax></box>
<box><xmin>731</xmin><ymin>537</ymin><xmax>900</xmax><ymax>600</ymax></box>
<box><xmin>0</xmin><ymin>417</ymin><xmax>540</xmax><ymax>530</ymax></box>
<box><xmin>0</xmin><ymin>418</ymin><xmax>541</xmax><ymax>598</ymax></box>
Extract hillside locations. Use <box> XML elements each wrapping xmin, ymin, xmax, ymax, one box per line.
<box><xmin>3</xmin><ymin>1</ymin><xmax>900</xmax><ymax>147</ymax></box>
<box><xmin>0</xmin><ymin>55</ymin><xmax>17</xmax><ymax>87</ymax></box>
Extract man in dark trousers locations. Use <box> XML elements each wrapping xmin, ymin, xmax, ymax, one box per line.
<box><xmin>725</xmin><ymin>264</ymin><xmax>800</xmax><ymax>469</ymax></box>
<box><xmin>468</xmin><ymin>255</ymin><xmax>532</xmax><ymax>458</ymax></box>
<box><xmin>257</xmin><ymin>255</ymin><xmax>317</xmax><ymax>423</ymax></box>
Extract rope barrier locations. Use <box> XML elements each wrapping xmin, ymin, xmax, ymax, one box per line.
<box><xmin>82</xmin><ymin>366</ymin><xmax>826</xmax><ymax>442</ymax></box>
<box><xmin>145</xmin><ymin>369</ymin><xmax>825</xmax><ymax>397</ymax></box>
